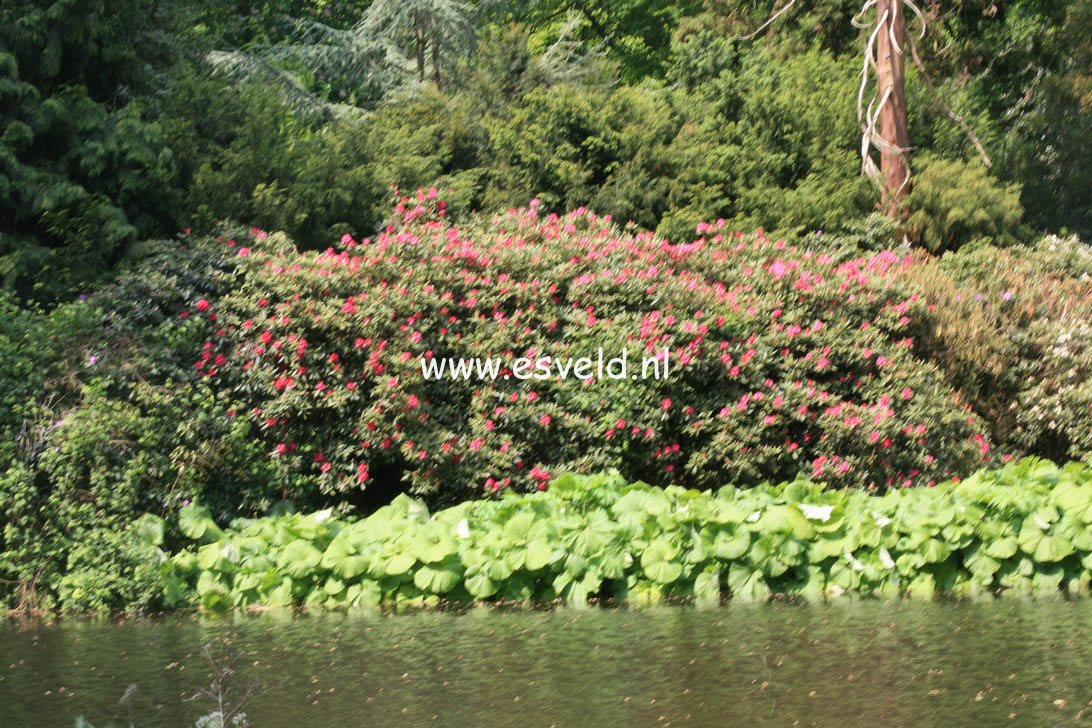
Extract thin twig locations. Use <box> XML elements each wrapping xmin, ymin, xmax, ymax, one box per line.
<box><xmin>740</xmin><ymin>0</ymin><xmax>799</xmax><ymax>40</ymax></box>
<box><xmin>908</xmin><ymin>37</ymin><xmax>993</xmax><ymax>168</ymax></box>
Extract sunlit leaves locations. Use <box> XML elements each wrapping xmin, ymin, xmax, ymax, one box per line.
<box><xmin>640</xmin><ymin>539</ymin><xmax>682</xmax><ymax>584</ymax></box>
<box><xmin>161</xmin><ymin>459</ymin><xmax>1092</xmax><ymax>610</ymax></box>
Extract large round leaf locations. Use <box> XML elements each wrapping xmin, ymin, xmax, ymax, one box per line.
<box><xmin>414</xmin><ymin>560</ymin><xmax>463</xmax><ymax>594</ymax></box>
<box><xmin>641</xmin><ymin>540</ymin><xmax>682</xmax><ymax>584</ymax></box>
<box><xmin>713</xmin><ymin>528</ymin><xmax>750</xmax><ymax>560</ymax></box>
<box><xmin>464</xmin><ymin>566</ymin><xmax>499</xmax><ymax>599</ymax></box>
<box><xmin>524</xmin><ymin>539</ymin><xmax>553</xmax><ymax>571</ymax></box>
<box><xmin>277</xmin><ymin>540</ymin><xmax>323</xmax><ymax>578</ymax></box>
<box><xmin>1018</xmin><ymin>525</ymin><xmax>1073</xmax><ymax>563</ymax></box>
<box><xmin>727</xmin><ymin>564</ymin><xmax>769</xmax><ymax>602</ymax></box>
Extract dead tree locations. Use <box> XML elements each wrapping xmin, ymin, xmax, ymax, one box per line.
<box><xmin>745</xmin><ymin>0</ymin><xmax>992</xmax><ymax>222</ymax></box>
<box><xmin>857</xmin><ymin>0</ymin><xmax>911</xmax><ymax>215</ymax></box>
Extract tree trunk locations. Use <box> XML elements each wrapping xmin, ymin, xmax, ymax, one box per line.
<box><xmin>875</xmin><ymin>0</ymin><xmax>910</xmax><ymax>215</ymax></box>
<box><xmin>415</xmin><ymin>14</ymin><xmax>425</xmax><ymax>83</ymax></box>
<box><xmin>430</xmin><ymin>14</ymin><xmax>441</xmax><ymax>90</ymax></box>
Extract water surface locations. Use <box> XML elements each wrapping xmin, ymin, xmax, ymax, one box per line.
<box><xmin>3</xmin><ymin>599</ymin><xmax>1091</xmax><ymax>726</ymax></box>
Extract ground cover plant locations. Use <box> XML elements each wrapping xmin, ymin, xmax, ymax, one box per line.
<box><xmin>150</xmin><ymin>458</ymin><xmax>1092</xmax><ymax>612</ymax></box>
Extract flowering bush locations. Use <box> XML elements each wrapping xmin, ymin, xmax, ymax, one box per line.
<box><xmin>1026</xmin><ymin>234</ymin><xmax>1092</xmax><ymax>280</ymax></box>
<box><xmin>901</xmin><ymin>238</ymin><xmax>1092</xmax><ymax>464</ymax></box>
<box><xmin>1010</xmin><ymin>318</ymin><xmax>1092</xmax><ymax>463</ymax></box>
<box><xmin>189</xmin><ymin>191</ymin><xmax>993</xmax><ymax>503</ymax></box>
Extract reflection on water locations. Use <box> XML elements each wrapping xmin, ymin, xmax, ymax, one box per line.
<box><xmin>3</xmin><ymin>599</ymin><xmax>1091</xmax><ymax>727</ymax></box>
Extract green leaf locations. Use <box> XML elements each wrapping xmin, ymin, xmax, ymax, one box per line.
<box><xmin>200</xmin><ymin>589</ymin><xmax>231</xmax><ymax>612</ymax></box>
<box><xmin>525</xmin><ymin>539</ymin><xmax>552</xmax><ymax>571</ymax></box>
<box><xmin>179</xmin><ymin>504</ymin><xmax>223</xmax><ymax>542</ymax></box>
<box><xmin>808</xmin><ymin>533</ymin><xmax>846</xmax><ymax>563</ymax></box>
<box><xmin>346</xmin><ymin>580</ymin><xmax>381</xmax><ymax>607</ymax></box>
<box><xmin>727</xmin><ymin>564</ymin><xmax>769</xmax><ymax>602</ymax></box>
<box><xmin>921</xmin><ymin>538</ymin><xmax>952</xmax><ymax>564</ymax></box>
<box><xmin>411</xmin><ymin>529</ymin><xmax>456</xmax><ymax>564</ymax></box>
<box><xmin>383</xmin><ymin>552</ymin><xmax>417</xmax><ymax>577</ymax></box>
<box><xmin>197</xmin><ymin>542</ymin><xmax>222</xmax><ymax>571</ymax></box>
<box><xmin>640</xmin><ymin>540</ymin><xmax>682</xmax><ymax>584</ymax></box>
<box><xmin>712</xmin><ymin>528</ymin><xmax>750</xmax><ymax>560</ymax></box>
<box><xmin>785</xmin><ymin>505</ymin><xmax>817</xmax><ymax>539</ymax></box>
<box><xmin>567</xmin><ymin>512</ymin><xmax>616</xmax><ymax>557</ymax></box>
<box><xmin>1053</xmin><ymin>482</ymin><xmax>1092</xmax><ymax>523</ymax></box>
<box><xmin>1030</xmin><ymin>566</ymin><xmax>1065</xmax><ymax>594</ymax></box>
<box><xmin>464</xmin><ymin>567</ymin><xmax>499</xmax><ymax>599</ymax></box>
<box><xmin>267</xmin><ymin>580</ymin><xmax>295</xmax><ymax>607</ymax></box>
<box><xmin>502</xmin><ymin>512</ymin><xmax>538</xmax><ymax>543</ymax></box>
<box><xmin>413</xmin><ymin>559</ymin><xmax>463</xmax><ymax>594</ymax></box>
<box><xmin>905</xmin><ymin>572</ymin><xmax>936</xmax><ymax>599</ymax></box>
<box><xmin>1018</xmin><ymin>524</ymin><xmax>1073</xmax><ymax>563</ymax></box>
<box><xmin>341</xmin><ymin>554</ymin><xmax>372</xmax><ymax>579</ymax></box>
<box><xmin>277</xmin><ymin>540</ymin><xmax>323</xmax><ymax>578</ymax></box>
<box><xmin>985</xmin><ymin>536</ymin><xmax>1018</xmax><ymax>559</ymax></box>
<box><xmin>693</xmin><ymin>569</ymin><xmax>721</xmax><ymax>606</ymax></box>
<box><xmin>133</xmin><ymin>513</ymin><xmax>165</xmax><ymax>546</ymax></box>
<box><xmin>613</xmin><ymin>490</ymin><xmax>670</xmax><ymax>519</ymax></box>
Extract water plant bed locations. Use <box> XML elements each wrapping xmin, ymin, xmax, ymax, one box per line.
<box><xmin>142</xmin><ymin>457</ymin><xmax>1092</xmax><ymax>611</ymax></box>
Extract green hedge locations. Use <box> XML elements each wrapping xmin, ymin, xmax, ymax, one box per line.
<box><xmin>151</xmin><ymin>457</ymin><xmax>1092</xmax><ymax>612</ymax></box>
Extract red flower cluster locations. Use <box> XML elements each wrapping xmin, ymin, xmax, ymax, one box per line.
<box><xmin>183</xmin><ymin>192</ymin><xmax>994</xmax><ymax>500</ymax></box>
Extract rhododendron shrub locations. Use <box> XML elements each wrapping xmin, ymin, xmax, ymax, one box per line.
<box><xmin>195</xmin><ymin>191</ymin><xmax>994</xmax><ymax>503</ymax></box>
<box><xmin>902</xmin><ymin>238</ymin><xmax>1092</xmax><ymax>465</ymax></box>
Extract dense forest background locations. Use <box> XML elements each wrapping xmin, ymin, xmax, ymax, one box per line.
<box><xmin>2</xmin><ymin>0</ymin><xmax>1089</xmax><ymax>303</ymax></box>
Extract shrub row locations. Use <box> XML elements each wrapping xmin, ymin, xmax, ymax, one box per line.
<box><xmin>7</xmin><ymin>201</ymin><xmax>1090</xmax><ymax>610</ymax></box>
<box><xmin>192</xmin><ymin>192</ymin><xmax>995</xmax><ymax>504</ymax></box>
<box><xmin>901</xmin><ymin>236</ymin><xmax>1092</xmax><ymax>465</ymax></box>
<box><xmin>143</xmin><ymin>458</ymin><xmax>1092</xmax><ymax>612</ymax></box>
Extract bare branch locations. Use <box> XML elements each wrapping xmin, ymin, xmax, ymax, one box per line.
<box><xmin>857</xmin><ymin>7</ymin><xmax>890</xmax><ymax>159</ymax></box>
<box><xmin>740</xmin><ymin>0</ymin><xmax>799</xmax><ymax>41</ymax></box>
<box><xmin>902</xmin><ymin>0</ymin><xmax>927</xmax><ymax>38</ymax></box>
<box><xmin>852</xmin><ymin>0</ymin><xmax>878</xmax><ymax>29</ymax></box>
<box><xmin>888</xmin><ymin>20</ymin><xmax>902</xmax><ymax>56</ymax></box>
<box><xmin>908</xmin><ymin>36</ymin><xmax>993</xmax><ymax>168</ymax></box>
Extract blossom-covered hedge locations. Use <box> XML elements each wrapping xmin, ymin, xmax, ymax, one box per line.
<box><xmin>155</xmin><ymin>458</ymin><xmax>1092</xmax><ymax>611</ymax></box>
<box><xmin>189</xmin><ymin>191</ymin><xmax>995</xmax><ymax>503</ymax></box>
<box><xmin>901</xmin><ymin>236</ymin><xmax>1092</xmax><ymax>466</ymax></box>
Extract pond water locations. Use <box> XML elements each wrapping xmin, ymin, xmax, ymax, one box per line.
<box><xmin>3</xmin><ymin>599</ymin><xmax>1091</xmax><ymax>727</ymax></box>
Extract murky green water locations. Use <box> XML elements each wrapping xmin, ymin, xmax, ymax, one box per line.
<box><xmin>3</xmin><ymin>599</ymin><xmax>1091</xmax><ymax>727</ymax></box>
